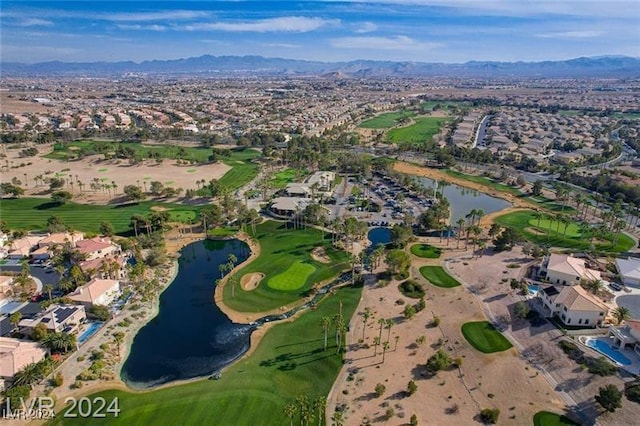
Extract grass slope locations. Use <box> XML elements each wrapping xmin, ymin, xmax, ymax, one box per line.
<box><xmin>224</xmin><ymin>221</ymin><xmax>349</xmax><ymax>313</ymax></box>
<box><xmin>48</xmin><ymin>285</ymin><xmax>362</xmax><ymax>426</ymax></box>
<box><xmin>359</xmin><ymin>111</ymin><xmax>415</xmax><ymax>129</ymax></box>
<box><xmin>461</xmin><ymin>321</ymin><xmax>513</xmax><ymax>354</ymax></box>
<box><xmin>270</xmin><ymin>168</ymin><xmax>305</xmax><ymax>189</ymax></box>
<box><xmin>268</xmin><ymin>262</ymin><xmax>316</xmax><ymax>290</ymax></box>
<box><xmin>387</xmin><ymin>117</ymin><xmax>451</xmax><ymax>145</ymax></box>
<box><xmin>410</xmin><ymin>243</ymin><xmax>441</xmax><ymax>258</ymax></box>
<box><xmin>495</xmin><ymin>210</ymin><xmax>634</xmax><ymax>253</ymax></box>
<box><xmin>533</xmin><ymin>411</ymin><xmax>579</xmax><ymax>426</ymax></box>
<box><xmin>419</xmin><ymin>266</ymin><xmax>461</xmax><ymax>288</ymax></box>
<box><xmin>0</xmin><ymin>198</ymin><xmax>197</xmax><ymax>235</ymax></box>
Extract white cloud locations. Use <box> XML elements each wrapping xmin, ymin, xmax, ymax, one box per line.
<box><xmin>331</xmin><ymin>35</ymin><xmax>441</xmax><ymax>51</ymax></box>
<box><xmin>259</xmin><ymin>42</ymin><xmax>300</xmax><ymax>49</ymax></box>
<box><xmin>537</xmin><ymin>30</ymin><xmax>605</xmax><ymax>38</ymax></box>
<box><xmin>185</xmin><ymin>17</ymin><xmax>340</xmax><ymax>33</ymax></box>
<box><xmin>116</xmin><ymin>24</ymin><xmax>167</xmax><ymax>32</ymax></box>
<box><xmin>102</xmin><ymin>10</ymin><xmax>210</xmax><ymax>22</ymax></box>
<box><xmin>354</xmin><ymin>22</ymin><xmax>378</xmax><ymax>33</ymax></box>
<box><xmin>16</xmin><ymin>18</ymin><xmax>54</xmax><ymax>27</ymax></box>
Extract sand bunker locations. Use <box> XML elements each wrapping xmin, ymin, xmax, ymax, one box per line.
<box><xmin>240</xmin><ymin>272</ymin><xmax>264</xmax><ymax>291</ymax></box>
<box><xmin>310</xmin><ymin>247</ymin><xmax>331</xmax><ymax>264</ymax></box>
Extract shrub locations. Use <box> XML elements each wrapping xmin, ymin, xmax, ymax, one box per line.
<box><xmin>398</xmin><ymin>279</ymin><xmax>425</xmax><ymax>299</ymax></box>
<box><xmin>596</xmin><ymin>384</ymin><xmax>622</xmax><ymax>412</ymax></box>
<box><xmin>432</xmin><ymin>316</ymin><xmax>441</xmax><ymax>327</ymax></box>
<box><xmin>410</xmin><ymin>414</ymin><xmax>418</xmax><ymax>425</ymax></box>
<box><xmin>407</xmin><ymin>380</ymin><xmax>418</xmax><ymax>395</ymax></box>
<box><xmin>404</xmin><ymin>304</ymin><xmax>417</xmax><ymax>319</ymax></box>
<box><xmin>384</xmin><ymin>407</ymin><xmax>395</xmax><ymax>420</ymax></box>
<box><xmin>587</xmin><ymin>357</ymin><xmax>618</xmax><ymax>376</ymax></box>
<box><xmin>426</xmin><ymin>349</ymin><xmax>452</xmax><ymax>374</ymax></box>
<box><xmin>375</xmin><ymin>383</ymin><xmax>386</xmax><ymax>397</ymax></box>
<box><xmin>2</xmin><ymin>384</ymin><xmax>31</xmax><ymax>401</ymax></box>
<box><xmin>51</xmin><ymin>372</ymin><xmax>64</xmax><ymax>387</ymax></box>
<box><xmin>480</xmin><ymin>408</ymin><xmax>500</xmax><ymax>424</ymax></box>
<box><xmin>625</xmin><ymin>384</ymin><xmax>640</xmax><ymax>404</ymax></box>
<box><xmin>415</xmin><ymin>298</ymin><xmax>426</xmax><ymax>312</ymax></box>
<box><xmin>90</xmin><ymin>305</ymin><xmax>111</xmax><ymax>321</ymax></box>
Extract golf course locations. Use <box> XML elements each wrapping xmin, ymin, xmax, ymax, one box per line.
<box><xmin>222</xmin><ymin>221</ymin><xmax>350</xmax><ymax>313</ymax></box>
<box><xmin>461</xmin><ymin>321</ymin><xmax>513</xmax><ymax>354</ymax></box>
<box><xmin>419</xmin><ymin>266</ymin><xmax>461</xmax><ymax>288</ymax></box>
<box><xmin>49</xmin><ymin>284</ymin><xmax>362</xmax><ymax>426</ymax></box>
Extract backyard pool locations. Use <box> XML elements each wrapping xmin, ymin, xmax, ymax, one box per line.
<box><xmin>528</xmin><ymin>284</ymin><xmax>539</xmax><ymax>295</ymax></box>
<box><xmin>78</xmin><ymin>321</ymin><xmax>103</xmax><ymax>345</ymax></box>
<box><xmin>583</xmin><ymin>336</ymin><xmax>632</xmax><ymax>366</ymax></box>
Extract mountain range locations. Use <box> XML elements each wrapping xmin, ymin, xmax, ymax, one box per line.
<box><xmin>2</xmin><ymin>55</ymin><xmax>639</xmax><ymax>78</ymax></box>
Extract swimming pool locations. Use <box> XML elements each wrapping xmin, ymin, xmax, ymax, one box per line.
<box><xmin>584</xmin><ymin>337</ymin><xmax>632</xmax><ymax>366</ymax></box>
<box><xmin>528</xmin><ymin>284</ymin><xmax>539</xmax><ymax>295</ymax></box>
<box><xmin>78</xmin><ymin>321</ymin><xmax>103</xmax><ymax>344</ymax></box>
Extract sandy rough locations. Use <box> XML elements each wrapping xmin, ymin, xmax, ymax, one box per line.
<box><xmin>311</xmin><ymin>246</ymin><xmax>332</xmax><ymax>264</ymax></box>
<box><xmin>240</xmin><ymin>272</ymin><xmax>264</xmax><ymax>291</ymax></box>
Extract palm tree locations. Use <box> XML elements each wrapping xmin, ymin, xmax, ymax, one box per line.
<box><xmin>382</xmin><ymin>341</ymin><xmax>390</xmax><ymax>363</ymax></box>
<box><xmin>373</xmin><ymin>336</ymin><xmax>381</xmax><ymax>356</ymax></box>
<box><xmin>331</xmin><ymin>410</ymin><xmax>344</xmax><ymax>426</ymax></box>
<box><xmin>12</xmin><ymin>362</ymin><xmax>44</xmax><ymax>388</ymax></box>
<box><xmin>113</xmin><ymin>331</ymin><xmax>124</xmax><ymax>357</ymax></box>
<box><xmin>284</xmin><ymin>402</ymin><xmax>297</xmax><ymax>426</ymax></box>
<box><xmin>394</xmin><ymin>335</ymin><xmax>400</xmax><ymax>351</ymax></box>
<box><xmin>385</xmin><ymin>318</ymin><xmax>394</xmax><ymax>342</ymax></box>
<box><xmin>361</xmin><ymin>307</ymin><xmax>371</xmax><ymax>341</ymax></box>
<box><xmin>321</xmin><ymin>316</ymin><xmax>331</xmax><ymax>351</ymax></box>
<box><xmin>218</xmin><ymin>262</ymin><xmax>228</xmax><ymax>279</ymax></box>
<box><xmin>475</xmin><ymin>209</ymin><xmax>485</xmax><ymax>227</ymax></box>
<box><xmin>313</xmin><ymin>396</ymin><xmax>326</xmax><ymax>426</ymax></box>
<box><xmin>9</xmin><ymin>312</ymin><xmax>22</xmax><ymax>333</ymax></box>
<box><xmin>611</xmin><ymin>306</ymin><xmax>631</xmax><ymax>325</ymax></box>
<box><xmin>43</xmin><ymin>331</ymin><xmax>76</xmax><ymax>353</ymax></box>
<box><xmin>44</xmin><ymin>283</ymin><xmax>53</xmax><ymax>301</ymax></box>
<box><xmin>582</xmin><ymin>278</ymin><xmax>603</xmax><ymax>295</ymax></box>
<box><xmin>456</xmin><ymin>218</ymin><xmax>465</xmax><ymax>249</ymax></box>
<box><xmin>377</xmin><ymin>318</ymin><xmax>385</xmax><ymax>340</ymax></box>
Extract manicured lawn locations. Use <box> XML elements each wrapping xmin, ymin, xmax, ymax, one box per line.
<box><xmin>223</xmin><ymin>221</ymin><xmax>350</xmax><ymax>312</ymax></box>
<box><xmin>0</xmin><ymin>198</ymin><xmax>198</xmax><ymax>235</ymax></box>
<box><xmin>419</xmin><ymin>266</ymin><xmax>461</xmax><ymax>288</ymax></box>
<box><xmin>410</xmin><ymin>243</ymin><xmax>442</xmax><ymax>258</ymax></box>
<box><xmin>270</xmin><ymin>168</ymin><xmax>305</xmax><ymax>189</ymax></box>
<box><xmin>359</xmin><ymin>110</ymin><xmax>415</xmax><ymax>129</ymax></box>
<box><xmin>443</xmin><ymin>170</ymin><xmax>522</xmax><ymax>196</ymax></box>
<box><xmin>48</xmin><ymin>285</ymin><xmax>362</xmax><ymax>426</ymax></box>
<box><xmin>461</xmin><ymin>321</ymin><xmax>513</xmax><ymax>354</ymax></box>
<box><xmin>207</xmin><ymin>227</ymin><xmax>240</xmax><ymax>238</ymax></box>
<box><xmin>387</xmin><ymin>117</ymin><xmax>451</xmax><ymax>145</ymax></box>
<box><xmin>533</xmin><ymin>411</ymin><xmax>579</xmax><ymax>426</ymax></box>
<box><xmin>494</xmin><ymin>210</ymin><xmax>635</xmax><ymax>253</ymax></box>
<box><xmin>532</xmin><ymin>219</ymin><xmax>581</xmax><ymax>238</ymax></box>
<box><xmin>268</xmin><ymin>261</ymin><xmax>316</xmax><ymax>290</ymax></box>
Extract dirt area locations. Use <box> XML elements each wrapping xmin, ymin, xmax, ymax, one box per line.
<box><xmin>0</xmin><ymin>144</ymin><xmax>229</xmax><ymax>204</ymax></box>
<box><xmin>311</xmin><ymin>246</ymin><xmax>332</xmax><ymax>263</ymax></box>
<box><xmin>327</xmin><ymin>236</ymin><xmax>567</xmax><ymax>426</ymax></box>
<box><xmin>240</xmin><ymin>272</ymin><xmax>264</xmax><ymax>291</ymax></box>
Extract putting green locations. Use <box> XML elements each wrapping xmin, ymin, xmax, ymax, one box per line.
<box><xmin>461</xmin><ymin>321</ymin><xmax>513</xmax><ymax>353</ymax></box>
<box><xmin>268</xmin><ymin>261</ymin><xmax>316</xmax><ymax>290</ymax></box>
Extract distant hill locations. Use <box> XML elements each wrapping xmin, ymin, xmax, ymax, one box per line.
<box><xmin>2</xmin><ymin>55</ymin><xmax>639</xmax><ymax>78</ymax></box>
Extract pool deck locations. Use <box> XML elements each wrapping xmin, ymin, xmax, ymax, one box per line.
<box><xmin>578</xmin><ymin>335</ymin><xmax>640</xmax><ymax>376</ymax></box>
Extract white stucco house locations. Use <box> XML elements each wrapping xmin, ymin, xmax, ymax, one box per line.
<box><xmin>608</xmin><ymin>319</ymin><xmax>640</xmax><ymax>356</ymax></box>
<box><xmin>0</xmin><ymin>337</ymin><xmax>49</xmax><ymax>391</ymax></box>
<box><xmin>615</xmin><ymin>257</ymin><xmax>640</xmax><ymax>288</ymax></box>
<box><xmin>537</xmin><ymin>284</ymin><xmax>609</xmax><ymax>327</ymax></box>
<box><xmin>543</xmin><ymin>253</ymin><xmax>601</xmax><ymax>286</ymax></box>
<box><xmin>68</xmin><ymin>279</ymin><xmax>120</xmax><ymax>308</ymax></box>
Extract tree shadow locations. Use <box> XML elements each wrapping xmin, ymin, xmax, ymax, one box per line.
<box><xmin>34</xmin><ymin>202</ymin><xmax>60</xmax><ymax>210</ymax></box>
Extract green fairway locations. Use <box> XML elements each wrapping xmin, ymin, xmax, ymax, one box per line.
<box><xmin>494</xmin><ymin>210</ymin><xmax>635</xmax><ymax>253</ymax></box>
<box><xmin>533</xmin><ymin>411</ymin><xmax>579</xmax><ymax>426</ymax></box>
<box><xmin>359</xmin><ymin>110</ymin><xmax>415</xmax><ymax>129</ymax></box>
<box><xmin>461</xmin><ymin>321</ymin><xmax>513</xmax><ymax>353</ymax></box>
<box><xmin>268</xmin><ymin>261</ymin><xmax>316</xmax><ymax>290</ymax></box>
<box><xmin>224</xmin><ymin>221</ymin><xmax>349</xmax><ymax>312</ymax></box>
<box><xmin>419</xmin><ymin>266</ymin><xmax>461</xmax><ymax>288</ymax></box>
<box><xmin>0</xmin><ymin>198</ymin><xmax>198</xmax><ymax>235</ymax></box>
<box><xmin>270</xmin><ymin>168</ymin><xmax>305</xmax><ymax>189</ymax></box>
<box><xmin>387</xmin><ymin>117</ymin><xmax>451</xmax><ymax>145</ymax></box>
<box><xmin>48</xmin><ymin>285</ymin><xmax>362</xmax><ymax>426</ymax></box>
<box><xmin>443</xmin><ymin>170</ymin><xmax>522</xmax><ymax>196</ymax></box>
<box><xmin>410</xmin><ymin>243</ymin><xmax>442</xmax><ymax>258</ymax></box>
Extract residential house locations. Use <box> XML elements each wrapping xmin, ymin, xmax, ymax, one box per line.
<box><xmin>537</xmin><ymin>285</ymin><xmax>609</xmax><ymax>327</ymax></box>
<box><xmin>0</xmin><ymin>337</ymin><xmax>49</xmax><ymax>391</ymax></box>
<box><xmin>615</xmin><ymin>257</ymin><xmax>640</xmax><ymax>288</ymax></box>
<box><xmin>68</xmin><ymin>279</ymin><xmax>120</xmax><ymax>308</ymax></box>
<box><xmin>76</xmin><ymin>237</ymin><xmax>119</xmax><ymax>261</ymax></box>
<box><xmin>19</xmin><ymin>304</ymin><xmax>86</xmax><ymax>334</ymax></box>
<box><xmin>543</xmin><ymin>253</ymin><xmax>601</xmax><ymax>286</ymax></box>
<box><xmin>7</xmin><ymin>235</ymin><xmax>45</xmax><ymax>259</ymax></box>
<box><xmin>608</xmin><ymin>319</ymin><xmax>640</xmax><ymax>355</ymax></box>
<box><xmin>0</xmin><ymin>276</ymin><xmax>14</xmax><ymax>308</ymax></box>
<box><xmin>78</xmin><ymin>256</ymin><xmax>127</xmax><ymax>280</ymax></box>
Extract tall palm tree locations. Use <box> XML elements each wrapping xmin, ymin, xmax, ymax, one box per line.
<box><xmin>382</xmin><ymin>341</ymin><xmax>390</xmax><ymax>363</ymax></box>
<box><xmin>611</xmin><ymin>306</ymin><xmax>631</xmax><ymax>325</ymax></box>
<box><xmin>373</xmin><ymin>336</ymin><xmax>381</xmax><ymax>356</ymax></box>
<box><xmin>44</xmin><ymin>283</ymin><xmax>53</xmax><ymax>300</ymax></box>
<box><xmin>475</xmin><ymin>209</ymin><xmax>485</xmax><ymax>227</ymax></box>
<box><xmin>385</xmin><ymin>318</ymin><xmax>395</xmax><ymax>342</ymax></box>
<box><xmin>456</xmin><ymin>218</ymin><xmax>465</xmax><ymax>249</ymax></box>
<box><xmin>313</xmin><ymin>395</ymin><xmax>326</xmax><ymax>426</ymax></box>
<box><xmin>283</xmin><ymin>403</ymin><xmax>296</xmax><ymax>426</ymax></box>
<box><xmin>377</xmin><ymin>318</ymin><xmax>385</xmax><ymax>340</ymax></box>
<box><xmin>9</xmin><ymin>312</ymin><xmax>22</xmax><ymax>333</ymax></box>
<box><xmin>361</xmin><ymin>307</ymin><xmax>371</xmax><ymax>341</ymax></box>
<box><xmin>321</xmin><ymin>316</ymin><xmax>331</xmax><ymax>351</ymax></box>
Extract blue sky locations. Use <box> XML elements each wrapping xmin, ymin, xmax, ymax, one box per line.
<box><xmin>1</xmin><ymin>1</ymin><xmax>638</xmax><ymax>63</ymax></box>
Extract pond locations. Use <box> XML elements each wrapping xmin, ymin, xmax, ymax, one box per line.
<box><xmin>367</xmin><ymin>227</ymin><xmax>392</xmax><ymax>247</ymax></box>
<box><xmin>121</xmin><ymin>239</ymin><xmax>253</xmax><ymax>389</ymax></box>
<box><xmin>420</xmin><ymin>177</ymin><xmax>510</xmax><ymax>222</ymax></box>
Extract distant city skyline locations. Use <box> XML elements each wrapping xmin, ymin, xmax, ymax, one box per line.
<box><xmin>1</xmin><ymin>1</ymin><xmax>638</xmax><ymax>64</ymax></box>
